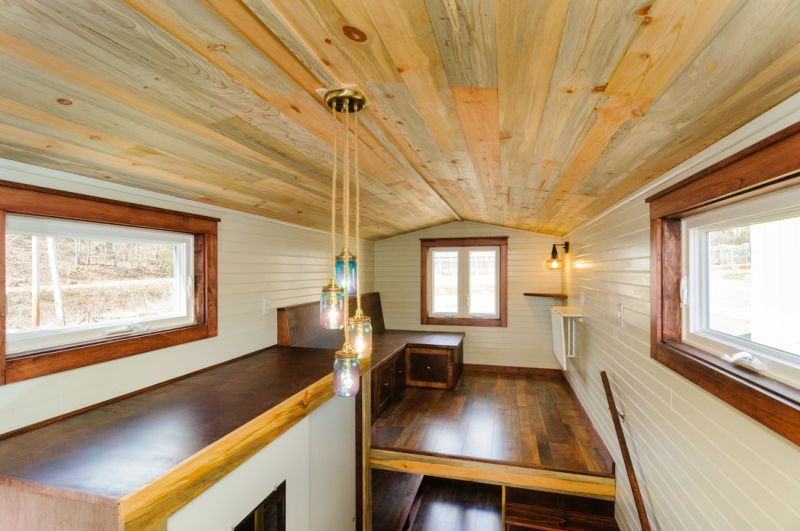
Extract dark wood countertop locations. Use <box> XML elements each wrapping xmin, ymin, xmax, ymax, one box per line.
<box><xmin>0</xmin><ymin>331</ymin><xmax>463</xmax><ymax>500</ymax></box>
<box><xmin>0</xmin><ymin>328</ymin><xmax>464</xmax><ymax>528</ymax></box>
<box><xmin>0</xmin><ymin>346</ymin><xmax>335</xmax><ymax>501</ymax></box>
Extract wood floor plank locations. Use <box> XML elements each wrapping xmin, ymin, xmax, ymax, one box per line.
<box><xmin>372</xmin><ymin>370</ymin><xmax>613</xmax><ymax>477</ymax></box>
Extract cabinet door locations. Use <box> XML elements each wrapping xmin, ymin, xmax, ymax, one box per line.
<box><xmin>406</xmin><ymin>347</ymin><xmax>451</xmax><ymax>388</ymax></box>
<box><xmin>393</xmin><ymin>353</ymin><xmax>406</xmax><ymax>399</ymax></box>
<box><xmin>375</xmin><ymin>362</ymin><xmax>394</xmax><ymax>417</ymax></box>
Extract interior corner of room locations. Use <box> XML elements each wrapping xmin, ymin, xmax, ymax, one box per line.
<box><xmin>0</xmin><ymin>1</ymin><xmax>799</xmax><ymax>530</ymax></box>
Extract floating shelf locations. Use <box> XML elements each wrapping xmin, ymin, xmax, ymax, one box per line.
<box><xmin>523</xmin><ymin>292</ymin><xmax>567</xmax><ymax>299</ymax></box>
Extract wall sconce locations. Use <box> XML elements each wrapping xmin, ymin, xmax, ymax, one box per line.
<box><xmin>545</xmin><ymin>242</ymin><xmax>569</xmax><ymax>270</ymax></box>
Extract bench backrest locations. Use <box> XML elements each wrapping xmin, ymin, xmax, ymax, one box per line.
<box><xmin>277</xmin><ymin>292</ymin><xmax>386</xmax><ymax>348</ymax></box>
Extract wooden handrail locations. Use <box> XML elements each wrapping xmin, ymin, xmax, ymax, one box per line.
<box><xmin>601</xmin><ymin>371</ymin><xmax>652</xmax><ymax>531</ymax></box>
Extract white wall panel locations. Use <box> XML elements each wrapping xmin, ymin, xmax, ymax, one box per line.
<box><xmin>0</xmin><ymin>158</ymin><xmax>373</xmax><ymax>435</ymax></box>
<box><xmin>375</xmin><ymin>221</ymin><xmax>562</xmax><ymax>368</ymax></box>
<box><xmin>563</xmin><ymin>115</ymin><xmax>800</xmax><ymax>530</ymax></box>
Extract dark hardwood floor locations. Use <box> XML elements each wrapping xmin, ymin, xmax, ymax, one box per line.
<box><xmin>409</xmin><ymin>477</ymin><xmax>502</xmax><ymax>531</ymax></box>
<box><xmin>372</xmin><ymin>369</ymin><xmax>613</xmax><ymax>477</ymax></box>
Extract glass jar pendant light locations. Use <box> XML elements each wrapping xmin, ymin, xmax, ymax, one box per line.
<box><xmin>335</xmin><ymin>250</ymin><xmax>357</xmax><ymax>295</ymax></box>
<box><xmin>348</xmin><ymin>308</ymin><xmax>373</xmax><ymax>358</ymax></box>
<box><xmin>324</xmin><ymin>87</ymin><xmax>368</xmax><ymax>397</ymax></box>
<box><xmin>320</xmin><ymin>281</ymin><xmax>344</xmax><ymax>329</ymax></box>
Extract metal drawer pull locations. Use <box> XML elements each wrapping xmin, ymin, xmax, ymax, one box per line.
<box><xmin>383</xmin><ymin>382</ymin><xmax>390</xmax><ymax>387</ymax></box>
<box><xmin>426</xmin><ymin>365</ymin><xmax>431</xmax><ymax>370</ymax></box>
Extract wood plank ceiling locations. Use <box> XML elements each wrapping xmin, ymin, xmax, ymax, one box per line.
<box><xmin>1</xmin><ymin>0</ymin><xmax>800</xmax><ymax>239</ymax></box>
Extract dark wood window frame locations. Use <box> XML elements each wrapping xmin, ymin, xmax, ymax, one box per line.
<box><xmin>646</xmin><ymin>122</ymin><xmax>800</xmax><ymax>446</ymax></box>
<box><xmin>0</xmin><ymin>180</ymin><xmax>219</xmax><ymax>384</ymax></box>
<box><xmin>420</xmin><ymin>236</ymin><xmax>508</xmax><ymax>327</ymax></box>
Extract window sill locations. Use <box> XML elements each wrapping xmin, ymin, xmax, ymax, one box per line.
<box><xmin>653</xmin><ymin>340</ymin><xmax>800</xmax><ymax>446</ymax></box>
<box><xmin>421</xmin><ymin>316</ymin><xmax>507</xmax><ymax>328</ymax></box>
<box><xmin>5</xmin><ymin>323</ymin><xmax>215</xmax><ymax>383</ymax></box>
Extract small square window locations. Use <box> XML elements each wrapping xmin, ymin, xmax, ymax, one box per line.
<box><xmin>421</xmin><ymin>237</ymin><xmax>507</xmax><ymax>327</ymax></box>
<box><xmin>682</xmin><ymin>189</ymin><xmax>800</xmax><ymax>388</ymax></box>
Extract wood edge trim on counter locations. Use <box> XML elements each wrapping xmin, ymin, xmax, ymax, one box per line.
<box><xmin>0</xmin><ymin>181</ymin><xmax>219</xmax><ymax>383</ymax></box>
<box><xmin>369</xmin><ymin>449</ymin><xmax>615</xmax><ymax>501</ymax></box>
<box><xmin>647</xmin><ymin>121</ymin><xmax>800</xmax><ymax>447</ymax></box>
<box><xmin>420</xmin><ymin>238</ymin><xmax>508</xmax><ymax>328</ymax></box>
<box><xmin>0</xmin><ymin>346</ymin><xmax>273</xmax><ymax>441</ymax></box>
<box><xmin>119</xmin><ymin>373</ymin><xmax>335</xmax><ymax>530</ymax></box>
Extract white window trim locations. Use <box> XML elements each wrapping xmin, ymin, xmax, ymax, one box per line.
<box><xmin>428</xmin><ymin>245</ymin><xmax>500</xmax><ymax>320</ymax></box>
<box><xmin>681</xmin><ymin>186</ymin><xmax>800</xmax><ymax>388</ymax></box>
<box><xmin>6</xmin><ymin>214</ymin><xmax>195</xmax><ymax>355</ymax></box>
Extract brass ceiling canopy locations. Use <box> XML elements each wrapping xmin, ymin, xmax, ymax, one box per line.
<box><xmin>324</xmin><ymin>88</ymin><xmax>366</xmax><ymax>113</ymax></box>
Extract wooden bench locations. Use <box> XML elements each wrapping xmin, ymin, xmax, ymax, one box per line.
<box><xmin>276</xmin><ymin>292</ymin><xmax>464</xmax><ymax>419</ymax></box>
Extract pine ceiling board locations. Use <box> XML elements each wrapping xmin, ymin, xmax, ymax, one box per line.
<box><xmin>529</xmin><ymin>0</ymin><xmax>743</xmax><ymax>232</ymax></box>
<box><xmin>367</xmin><ymin>82</ymin><xmax>485</xmax><ymax>217</ymax></box>
<box><xmin>0</xmin><ymin>17</ymin><xmax>328</xmax><ymax>188</ymax></box>
<box><xmin>495</xmin><ymin>0</ymin><xmax>569</xmax><ymax>226</ymax></box>
<box><xmin>0</xmin><ymin>51</ymin><xmax>329</xmax><ymax>197</ymax></box>
<box><xmin>581</xmin><ymin>1</ymin><xmax>800</xmax><ymax>222</ymax></box>
<box><xmin>244</xmin><ymin>0</ymin><xmax>461</xmax><ymax>223</ymax></box>
<box><xmin>362</xmin><ymin>0</ymin><xmax>488</xmax><ymax>222</ymax></box>
<box><xmin>0</xmin><ymin>0</ymin><xmax>448</xmax><ymax>237</ymax></box>
<box><xmin>424</xmin><ymin>0</ymin><xmax>497</xmax><ymax>88</ymax></box>
<box><xmin>0</xmin><ymin>0</ymin><xmax>335</xmax><ymax>167</ymax></box>
<box><xmin>451</xmin><ymin>87</ymin><xmax>502</xmax><ymax>224</ymax></box>
<box><xmin>75</xmin><ymin>0</ymin><xmax>422</xmax><ymax>208</ymax></box>
<box><xmin>117</xmin><ymin>0</ymin><xmax>418</xmax><ymax>214</ymax></box>
<box><xmin>514</xmin><ymin>0</ymin><xmax>643</xmax><ymax>230</ymax></box>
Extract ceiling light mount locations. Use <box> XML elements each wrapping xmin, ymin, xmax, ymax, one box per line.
<box><xmin>324</xmin><ymin>88</ymin><xmax>366</xmax><ymax>113</ymax></box>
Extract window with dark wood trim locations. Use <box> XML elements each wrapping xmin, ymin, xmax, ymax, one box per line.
<box><xmin>0</xmin><ymin>181</ymin><xmax>219</xmax><ymax>384</ymax></box>
<box><xmin>420</xmin><ymin>237</ymin><xmax>508</xmax><ymax>328</ymax></box>
<box><xmin>646</xmin><ymin>122</ymin><xmax>800</xmax><ymax>446</ymax></box>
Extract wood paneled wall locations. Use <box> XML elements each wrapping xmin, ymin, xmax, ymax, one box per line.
<box><xmin>562</xmin><ymin>121</ymin><xmax>800</xmax><ymax>529</ymax></box>
<box><xmin>0</xmin><ymin>157</ymin><xmax>373</xmax><ymax>435</ymax></box>
<box><xmin>374</xmin><ymin>221</ymin><xmax>561</xmax><ymax>368</ymax></box>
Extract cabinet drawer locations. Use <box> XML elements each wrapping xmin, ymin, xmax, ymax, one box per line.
<box><xmin>406</xmin><ymin>349</ymin><xmax>451</xmax><ymax>388</ymax></box>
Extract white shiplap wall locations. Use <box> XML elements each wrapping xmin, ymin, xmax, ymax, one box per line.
<box><xmin>374</xmin><ymin>221</ymin><xmax>562</xmax><ymax>368</ymax></box>
<box><xmin>0</xmin><ymin>159</ymin><xmax>373</xmax><ymax>434</ymax></box>
<box><xmin>563</xmin><ymin>97</ymin><xmax>800</xmax><ymax>530</ymax></box>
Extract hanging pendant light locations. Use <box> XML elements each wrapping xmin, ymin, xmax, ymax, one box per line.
<box><xmin>335</xmin><ymin>250</ymin><xmax>357</xmax><ymax>295</ymax></box>
<box><xmin>320</xmin><ymin>92</ymin><xmax>345</xmax><ymax>330</ymax></box>
<box><xmin>325</xmin><ymin>88</ymin><xmax>368</xmax><ymax>397</ymax></box>
<box><xmin>345</xmin><ymin>95</ymin><xmax>372</xmax><ymax>359</ymax></box>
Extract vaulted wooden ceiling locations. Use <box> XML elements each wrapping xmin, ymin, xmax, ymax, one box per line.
<box><xmin>1</xmin><ymin>1</ymin><xmax>800</xmax><ymax>239</ymax></box>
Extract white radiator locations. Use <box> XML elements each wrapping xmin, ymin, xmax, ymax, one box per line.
<box><xmin>551</xmin><ymin>306</ymin><xmax>582</xmax><ymax>370</ymax></box>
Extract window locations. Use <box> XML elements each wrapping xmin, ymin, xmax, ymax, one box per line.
<box><xmin>682</xmin><ymin>189</ymin><xmax>800</xmax><ymax>388</ymax></box>
<box><xmin>421</xmin><ymin>237</ymin><xmax>507</xmax><ymax>327</ymax></box>
<box><xmin>0</xmin><ymin>181</ymin><xmax>219</xmax><ymax>384</ymax></box>
<box><xmin>647</xmin><ymin>121</ymin><xmax>800</xmax><ymax>446</ymax></box>
<box><xmin>6</xmin><ymin>215</ymin><xmax>196</xmax><ymax>355</ymax></box>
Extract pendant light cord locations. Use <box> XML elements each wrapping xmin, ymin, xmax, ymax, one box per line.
<box><xmin>330</xmin><ymin>104</ymin><xmax>338</xmax><ymax>281</ymax></box>
<box><xmin>342</xmin><ymin>100</ymin><xmax>351</xmax><ymax>345</ymax></box>
<box><xmin>355</xmin><ymin>110</ymin><xmax>361</xmax><ymax>311</ymax></box>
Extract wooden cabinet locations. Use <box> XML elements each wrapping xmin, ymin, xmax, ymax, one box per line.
<box><xmin>393</xmin><ymin>353</ymin><xmax>406</xmax><ymax>399</ymax></box>
<box><xmin>372</xmin><ymin>350</ymin><xmax>407</xmax><ymax>421</ymax></box>
<box><xmin>375</xmin><ymin>362</ymin><xmax>395</xmax><ymax>416</ymax></box>
<box><xmin>405</xmin><ymin>344</ymin><xmax>463</xmax><ymax>389</ymax></box>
